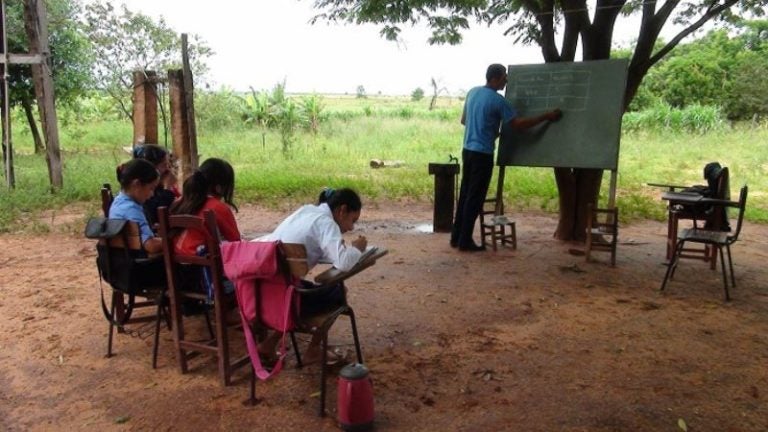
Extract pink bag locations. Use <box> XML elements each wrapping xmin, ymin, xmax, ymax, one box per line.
<box><xmin>221</xmin><ymin>240</ymin><xmax>300</xmax><ymax>380</ymax></box>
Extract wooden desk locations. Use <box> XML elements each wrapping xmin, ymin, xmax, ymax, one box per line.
<box><xmin>314</xmin><ymin>247</ymin><xmax>389</xmax><ymax>286</ymax></box>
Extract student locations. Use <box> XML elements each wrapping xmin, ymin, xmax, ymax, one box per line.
<box><xmin>260</xmin><ymin>187</ymin><xmax>367</xmax><ymax>363</ymax></box>
<box><xmin>171</xmin><ymin>158</ymin><xmax>241</xmax><ymax>255</ymax></box>
<box><xmin>109</xmin><ymin>158</ymin><xmax>163</xmax><ymax>254</ymax></box>
<box><xmin>132</xmin><ymin>144</ymin><xmax>179</xmax><ymax>228</ymax></box>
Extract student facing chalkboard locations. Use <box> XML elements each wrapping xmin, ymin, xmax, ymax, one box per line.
<box><xmin>450</xmin><ymin>63</ymin><xmax>562</xmax><ymax>252</ymax></box>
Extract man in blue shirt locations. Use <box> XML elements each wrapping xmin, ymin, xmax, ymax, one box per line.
<box><xmin>451</xmin><ymin>64</ymin><xmax>562</xmax><ymax>252</ymax></box>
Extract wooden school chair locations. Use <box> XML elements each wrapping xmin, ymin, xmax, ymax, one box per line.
<box><xmin>97</xmin><ymin>183</ymin><xmax>168</xmax><ymax>368</ymax></box>
<box><xmin>246</xmin><ymin>242</ymin><xmax>364</xmax><ymax>417</ymax></box>
<box><xmin>480</xmin><ymin>166</ymin><xmax>517</xmax><ymax>251</ymax></box>
<box><xmin>157</xmin><ymin>207</ymin><xmax>250</xmax><ymax>386</ymax></box>
<box><xmin>585</xmin><ymin>204</ymin><xmax>619</xmax><ymax>266</ymax></box>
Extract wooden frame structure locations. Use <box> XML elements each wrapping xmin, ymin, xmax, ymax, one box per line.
<box><xmin>131</xmin><ymin>34</ymin><xmax>199</xmax><ymax>183</ymax></box>
<box><xmin>1</xmin><ymin>0</ymin><xmax>62</xmax><ymax>189</ymax></box>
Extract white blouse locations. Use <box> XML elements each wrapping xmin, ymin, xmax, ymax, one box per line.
<box><xmin>263</xmin><ymin>203</ymin><xmax>362</xmax><ymax>272</ymax></box>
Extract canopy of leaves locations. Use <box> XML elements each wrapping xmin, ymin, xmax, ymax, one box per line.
<box><xmin>83</xmin><ymin>1</ymin><xmax>212</xmax><ymax>119</ymax></box>
<box><xmin>627</xmin><ymin>22</ymin><xmax>768</xmax><ymax>119</ymax></box>
<box><xmin>311</xmin><ymin>1</ymin><xmax>767</xmax><ymax>108</ymax></box>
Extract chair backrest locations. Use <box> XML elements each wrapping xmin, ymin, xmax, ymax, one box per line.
<box><xmin>96</xmin><ymin>220</ymin><xmax>167</xmax><ymax>295</ymax></box>
<box><xmin>157</xmin><ymin>207</ymin><xmax>226</xmax><ymax>300</ymax></box>
<box><xmin>101</xmin><ymin>183</ymin><xmax>114</xmax><ymax>218</ymax></box>
<box><xmin>588</xmin><ymin>204</ymin><xmax>618</xmax><ymax>235</ymax></box>
<box><xmin>729</xmin><ymin>185</ymin><xmax>748</xmax><ymax>241</ymax></box>
<box><xmin>280</xmin><ymin>243</ymin><xmax>309</xmax><ymax>278</ymax></box>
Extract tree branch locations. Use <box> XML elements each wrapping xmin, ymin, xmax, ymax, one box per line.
<box><xmin>649</xmin><ymin>0</ymin><xmax>739</xmax><ymax>65</ymax></box>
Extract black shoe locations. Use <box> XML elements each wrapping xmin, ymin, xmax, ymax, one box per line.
<box><xmin>458</xmin><ymin>243</ymin><xmax>486</xmax><ymax>252</ymax></box>
<box><xmin>450</xmin><ymin>239</ymin><xmax>458</xmax><ymax>248</ymax></box>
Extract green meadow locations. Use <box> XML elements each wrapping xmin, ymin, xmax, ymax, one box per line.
<box><xmin>1</xmin><ymin>95</ymin><xmax>766</xmax><ymax>233</ymax></box>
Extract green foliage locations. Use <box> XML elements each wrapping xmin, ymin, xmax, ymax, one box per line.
<box><xmin>632</xmin><ymin>24</ymin><xmax>768</xmax><ymax>119</ymax></box>
<box><xmin>238</xmin><ymin>83</ymin><xmax>328</xmax><ymax>153</ymax></box>
<box><xmin>623</xmin><ymin>104</ymin><xmax>726</xmax><ymax>134</ymax></box>
<box><xmin>411</xmin><ymin>87</ymin><xmax>425</xmax><ymax>102</ymax></box>
<box><xmin>356</xmin><ymin>85</ymin><xmax>367</xmax><ymax>99</ymax></box>
<box><xmin>83</xmin><ymin>1</ymin><xmax>212</xmax><ymax>120</ymax></box>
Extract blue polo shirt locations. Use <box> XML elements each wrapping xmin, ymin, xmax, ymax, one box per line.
<box><xmin>462</xmin><ymin>86</ymin><xmax>517</xmax><ymax>154</ymax></box>
<box><xmin>109</xmin><ymin>192</ymin><xmax>155</xmax><ymax>245</ymax></box>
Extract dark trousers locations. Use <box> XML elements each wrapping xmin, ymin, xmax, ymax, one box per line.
<box><xmin>451</xmin><ymin>149</ymin><xmax>494</xmax><ymax>247</ymax></box>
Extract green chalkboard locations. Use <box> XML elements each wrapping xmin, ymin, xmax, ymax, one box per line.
<box><xmin>497</xmin><ymin>59</ymin><xmax>628</xmax><ymax>170</ymax></box>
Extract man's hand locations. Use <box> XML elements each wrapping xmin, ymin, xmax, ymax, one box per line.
<box><xmin>547</xmin><ymin>109</ymin><xmax>563</xmax><ymax>122</ymax></box>
<box><xmin>351</xmin><ymin>235</ymin><xmax>368</xmax><ymax>252</ymax></box>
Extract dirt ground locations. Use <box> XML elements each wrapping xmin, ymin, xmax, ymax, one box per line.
<box><xmin>1</xmin><ymin>201</ymin><xmax>767</xmax><ymax>432</ymax></box>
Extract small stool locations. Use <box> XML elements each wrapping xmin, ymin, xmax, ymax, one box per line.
<box><xmin>481</xmin><ymin>215</ymin><xmax>517</xmax><ymax>251</ymax></box>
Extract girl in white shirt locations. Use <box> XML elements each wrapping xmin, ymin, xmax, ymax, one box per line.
<box><xmin>262</xmin><ymin>188</ymin><xmax>367</xmax><ymax>363</ymax></box>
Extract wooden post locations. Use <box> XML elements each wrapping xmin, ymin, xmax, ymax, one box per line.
<box><xmin>24</xmin><ymin>0</ymin><xmax>62</xmax><ymax>189</ymax></box>
<box><xmin>132</xmin><ymin>70</ymin><xmax>158</xmax><ymax>145</ymax></box>
<box><xmin>181</xmin><ymin>34</ymin><xmax>198</xmax><ymax>168</ymax></box>
<box><xmin>0</xmin><ymin>0</ymin><xmax>13</xmax><ymax>188</ymax></box>
<box><xmin>168</xmin><ymin>69</ymin><xmax>193</xmax><ymax>183</ymax></box>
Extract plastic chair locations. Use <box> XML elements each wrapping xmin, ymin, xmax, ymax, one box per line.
<box><xmin>97</xmin><ymin>184</ymin><xmax>168</xmax><ymax>368</ymax></box>
<box><xmin>157</xmin><ymin>207</ymin><xmax>250</xmax><ymax>386</ymax></box>
<box><xmin>661</xmin><ymin>185</ymin><xmax>748</xmax><ymax>301</ymax></box>
<box><xmin>585</xmin><ymin>204</ymin><xmax>618</xmax><ymax>266</ymax></box>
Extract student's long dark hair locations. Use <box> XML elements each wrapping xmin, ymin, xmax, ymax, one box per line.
<box><xmin>133</xmin><ymin>144</ymin><xmax>168</xmax><ymax>166</ymax></box>
<box><xmin>116</xmin><ymin>158</ymin><xmax>159</xmax><ymax>189</ymax></box>
<box><xmin>317</xmin><ymin>187</ymin><xmax>362</xmax><ymax>212</ymax></box>
<box><xmin>171</xmin><ymin>158</ymin><xmax>237</xmax><ymax>215</ymax></box>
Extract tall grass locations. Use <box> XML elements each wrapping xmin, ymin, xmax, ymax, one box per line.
<box><xmin>1</xmin><ymin>95</ymin><xmax>766</xmax><ymax>233</ymax></box>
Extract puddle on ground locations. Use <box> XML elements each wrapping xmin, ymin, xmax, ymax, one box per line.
<box><xmin>245</xmin><ymin>221</ymin><xmax>439</xmax><ymax>239</ymax></box>
<box><xmin>358</xmin><ymin>220</ymin><xmax>437</xmax><ymax>234</ymax></box>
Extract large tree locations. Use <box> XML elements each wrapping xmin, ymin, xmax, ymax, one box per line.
<box><xmin>83</xmin><ymin>1</ymin><xmax>212</xmax><ymax>122</ymax></box>
<box><xmin>310</xmin><ymin>0</ymin><xmax>766</xmax><ymax>241</ymax></box>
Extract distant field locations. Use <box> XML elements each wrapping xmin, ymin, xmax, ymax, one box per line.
<box><xmin>1</xmin><ymin>94</ymin><xmax>766</xmax><ymax>233</ymax></box>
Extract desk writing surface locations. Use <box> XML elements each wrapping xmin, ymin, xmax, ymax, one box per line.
<box><xmin>314</xmin><ymin>247</ymin><xmax>389</xmax><ymax>286</ymax></box>
<box><xmin>661</xmin><ymin>191</ymin><xmax>703</xmax><ymax>204</ymax></box>
<box><xmin>497</xmin><ymin>59</ymin><xmax>628</xmax><ymax>170</ymax></box>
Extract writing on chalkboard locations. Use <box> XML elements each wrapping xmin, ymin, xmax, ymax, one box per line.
<box><xmin>497</xmin><ymin>59</ymin><xmax>629</xmax><ymax>170</ymax></box>
<box><xmin>509</xmin><ymin>71</ymin><xmax>591</xmax><ymax>112</ymax></box>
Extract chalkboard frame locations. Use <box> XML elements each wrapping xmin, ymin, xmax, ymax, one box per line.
<box><xmin>497</xmin><ymin>59</ymin><xmax>629</xmax><ymax>170</ymax></box>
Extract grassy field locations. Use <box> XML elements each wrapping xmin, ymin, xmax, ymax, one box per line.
<box><xmin>1</xmin><ymin>95</ymin><xmax>766</xmax><ymax>233</ymax></box>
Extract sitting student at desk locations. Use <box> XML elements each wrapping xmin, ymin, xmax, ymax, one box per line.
<box><xmin>109</xmin><ymin>158</ymin><xmax>163</xmax><ymax>254</ymax></box>
<box><xmin>171</xmin><ymin>158</ymin><xmax>241</xmax><ymax>255</ymax></box>
<box><xmin>260</xmin><ymin>187</ymin><xmax>367</xmax><ymax>363</ymax></box>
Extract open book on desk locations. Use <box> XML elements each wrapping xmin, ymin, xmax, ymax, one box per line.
<box><xmin>314</xmin><ymin>246</ymin><xmax>389</xmax><ymax>286</ymax></box>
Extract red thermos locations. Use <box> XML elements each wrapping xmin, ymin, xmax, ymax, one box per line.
<box><xmin>337</xmin><ymin>363</ymin><xmax>374</xmax><ymax>431</ymax></box>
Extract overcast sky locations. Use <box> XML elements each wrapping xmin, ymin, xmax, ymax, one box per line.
<box><xmin>118</xmin><ymin>1</ymin><xmax>673</xmax><ymax>96</ymax></box>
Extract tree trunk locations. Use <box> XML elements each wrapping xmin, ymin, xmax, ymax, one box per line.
<box><xmin>21</xmin><ymin>96</ymin><xmax>44</xmax><ymax>154</ymax></box>
<box><xmin>553</xmin><ymin>167</ymin><xmax>603</xmax><ymax>241</ymax></box>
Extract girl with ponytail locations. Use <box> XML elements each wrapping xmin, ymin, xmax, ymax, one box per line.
<box><xmin>171</xmin><ymin>158</ymin><xmax>241</xmax><ymax>255</ymax></box>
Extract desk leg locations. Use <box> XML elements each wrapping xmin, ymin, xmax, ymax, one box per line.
<box><xmin>666</xmin><ymin>210</ymin><xmax>677</xmax><ymax>261</ymax></box>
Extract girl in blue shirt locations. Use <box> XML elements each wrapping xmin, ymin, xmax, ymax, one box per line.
<box><xmin>109</xmin><ymin>158</ymin><xmax>163</xmax><ymax>254</ymax></box>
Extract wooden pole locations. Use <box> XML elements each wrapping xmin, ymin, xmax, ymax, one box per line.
<box><xmin>132</xmin><ymin>70</ymin><xmax>158</xmax><ymax>146</ymax></box>
<box><xmin>0</xmin><ymin>0</ymin><xmax>13</xmax><ymax>189</ymax></box>
<box><xmin>168</xmin><ymin>69</ymin><xmax>192</xmax><ymax>184</ymax></box>
<box><xmin>181</xmin><ymin>34</ymin><xmax>198</xmax><ymax>168</ymax></box>
<box><xmin>24</xmin><ymin>0</ymin><xmax>62</xmax><ymax>189</ymax></box>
